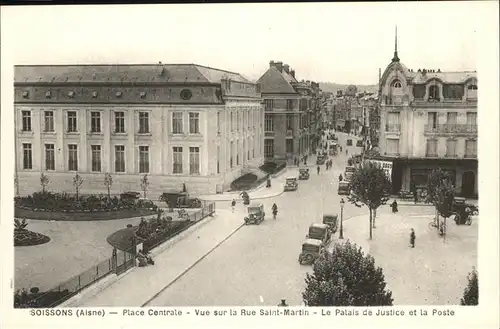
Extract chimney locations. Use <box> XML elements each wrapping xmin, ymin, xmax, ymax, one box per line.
<box><xmin>290</xmin><ymin>70</ymin><xmax>295</xmax><ymax>78</ymax></box>
<box><xmin>275</xmin><ymin>61</ymin><xmax>283</xmax><ymax>72</ymax></box>
<box><xmin>283</xmin><ymin>64</ymin><xmax>290</xmax><ymax>74</ymax></box>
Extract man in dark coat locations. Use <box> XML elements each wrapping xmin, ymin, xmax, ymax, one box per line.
<box><xmin>410</xmin><ymin>228</ymin><xmax>416</xmax><ymax>248</ymax></box>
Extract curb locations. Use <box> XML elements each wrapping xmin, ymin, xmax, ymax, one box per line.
<box><xmin>141</xmin><ymin>222</ymin><xmax>245</xmax><ymax>307</ymax></box>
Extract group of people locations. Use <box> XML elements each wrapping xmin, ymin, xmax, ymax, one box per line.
<box><xmin>137</xmin><ymin>249</ymin><xmax>155</xmax><ymax>267</ymax></box>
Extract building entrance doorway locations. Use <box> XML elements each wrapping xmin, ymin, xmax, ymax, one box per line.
<box><xmin>461</xmin><ymin>171</ymin><xmax>475</xmax><ymax>197</ymax></box>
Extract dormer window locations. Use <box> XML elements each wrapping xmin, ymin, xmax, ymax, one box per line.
<box><xmin>91</xmin><ymin>91</ymin><xmax>98</xmax><ymax>98</ymax></box>
<box><xmin>22</xmin><ymin>91</ymin><xmax>29</xmax><ymax>98</ymax></box>
<box><xmin>45</xmin><ymin>91</ymin><xmax>52</xmax><ymax>98</ymax></box>
<box><xmin>116</xmin><ymin>91</ymin><xmax>122</xmax><ymax>98</ymax></box>
<box><xmin>392</xmin><ymin>81</ymin><xmax>402</xmax><ymax>88</ymax></box>
<box><xmin>429</xmin><ymin>85</ymin><xmax>440</xmax><ymax>101</ymax></box>
<box><xmin>140</xmin><ymin>91</ymin><xmax>147</xmax><ymax>98</ymax></box>
<box><xmin>68</xmin><ymin>91</ymin><xmax>75</xmax><ymax>98</ymax></box>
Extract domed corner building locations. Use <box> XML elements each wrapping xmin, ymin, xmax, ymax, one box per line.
<box><xmin>373</xmin><ymin>31</ymin><xmax>478</xmax><ymax>198</ymax></box>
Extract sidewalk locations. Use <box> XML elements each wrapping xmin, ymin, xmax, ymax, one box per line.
<box><xmin>198</xmin><ymin>172</ymin><xmax>288</xmax><ymax>202</ymax></box>
<box><xmin>66</xmin><ymin>209</ymin><xmax>245</xmax><ymax>307</ymax></box>
<box><xmin>392</xmin><ymin>197</ymin><xmax>478</xmax><ymax>207</ymax></box>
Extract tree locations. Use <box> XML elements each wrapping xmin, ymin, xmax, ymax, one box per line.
<box><xmin>73</xmin><ymin>173</ymin><xmax>83</xmax><ymax>200</ymax></box>
<box><xmin>140</xmin><ymin>174</ymin><xmax>149</xmax><ymax>199</ymax></box>
<box><xmin>426</xmin><ymin>169</ymin><xmax>456</xmax><ymax>229</ymax></box>
<box><xmin>303</xmin><ymin>241</ymin><xmax>393</xmax><ymax>306</ymax></box>
<box><xmin>348</xmin><ymin>162</ymin><xmax>392</xmax><ymax>239</ymax></box>
<box><xmin>104</xmin><ymin>173</ymin><xmax>113</xmax><ymax>199</ymax></box>
<box><xmin>40</xmin><ymin>173</ymin><xmax>50</xmax><ymax>193</ymax></box>
<box><xmin>14</xmin><ymin>173</ymin><xmax>19</xmax><ymax>196</ymax></box>
<box><xmin>460</xmin><ymin>268</ymin><xmax>478</xmax><ymax>305</ymax></box>
<box><xmin>14</xmin><ymin>218</ymin><xmax>28</xmax><ymax>231</ymax></box>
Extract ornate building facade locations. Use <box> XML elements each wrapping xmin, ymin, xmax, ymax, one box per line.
<box><xmin>377</xmin><ymin>41</ymin><xmax>478</xmax><ymax>197</ymax></box>
<box><xmin>14</xmin><ymin>64</ymin><xmax>264</xmax><ymax>196</ymax></box>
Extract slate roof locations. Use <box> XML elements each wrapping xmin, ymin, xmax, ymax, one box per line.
<box><xmin>411</xmin><ymin>70</ymin><xmax>477</xmax><ymax>84</ymax></box>
<box><xmin>257</xmin><ymin>67</ymin><xmax>298</xmax><ymax>94</ymax></box>
<box><xmin>14</xmin><ymin>64</ymin><xmax>250</xmax><ymax>84</ymax></box>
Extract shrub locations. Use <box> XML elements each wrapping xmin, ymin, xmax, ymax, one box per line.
<box><xmin>460</xmin><ymin>268</ymin><xmax>478</xmax><ymax>305</ymax></box>
<box><xmin>303</xmin><ymin>241</ymin><xmax>393</xmax><ymax>306</ymax></box>
<box><xmin>14</xmin><ymin>288</ymin><xmax>71</xmax><ymax>308</ymax></box>
<box><xmin>230</xmin><ymin>173</ymin><xmax>258</xmax><ymax>191</ymax></box>
<box><xmin>259</xmin><ymin>162</ymin><xmax>278</xmax><ymax>175</ymax></box>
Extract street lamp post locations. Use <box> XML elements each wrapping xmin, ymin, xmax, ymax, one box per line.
<box><xmin>339</xmin><ymin>198</ymin><xmax>345</xmax><ymax>239</ymax></box>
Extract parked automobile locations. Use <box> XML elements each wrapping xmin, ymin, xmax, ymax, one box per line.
<box><xmin>316</xmin><ymin>155</ymin><xmax>326</xmax><ymax>165</ymax></box>
<box><xmin>306</xmin><ymin>223</ymin><xmax>331</xmax><ymax>246</ymax></box>
<box><xmin>322</xmin><ymin>214</ymin><xmax>339</xmax><ymax>233</ymax></box>
<box><xmin>345</xmin><ymin>166</ymin><xmax>356</xmax><ymax>181</ymax></box>
<box><xmin>120</xmin><ymin>191</ymin><xmax>141</xmax><ymax>201</ymax></box>
<box><xmin>284</xmin><ymin>177</ymin><xmax>299</xmax><ymax>192</ymax></box>
<box><xmin>298</xmin><ymin>167</ymin><xmax>310</xmax><ymax>180</ymax></box>
<box><xmin>338</xmin><ymin>181</ymin><xmax>350</xmax><ymax>195</ymax></box>
<box><xmin>244</xmin><ymin>203</ymin><xmax>265</xmax><ymax>225</ymax></box>
<box><xmin>298</xmin><ymin>239</ymin><xmax>324</xmax><ymax>265</ymax></box>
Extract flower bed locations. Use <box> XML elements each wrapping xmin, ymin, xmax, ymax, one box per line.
<box><xmin>14</xmin><ymin>229</ymin><xmax>51</xmax><ymax>247</ymax></box>
<box><xmin>230</xmin><ymin>173</ymin><xmax>259</xmax><ymax>191</ymax></box>
<box><xmin>15</xmin><ymin>192</ymin><xmax>158</xmax><ymax>213</ymax></box>
<box><xmin>14</xmin><ymin>288</ymin><xmax>71</xmax><ymax>308</ymax></box>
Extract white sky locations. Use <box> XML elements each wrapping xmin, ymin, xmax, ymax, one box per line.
<box><xmin>0</xmin><ymin>2</ymin><xmax>496</xmax><ymax>85</ymax></box>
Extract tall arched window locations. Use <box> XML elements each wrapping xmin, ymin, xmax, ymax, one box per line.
<box><xmin>429</xmin><ymin>85</ymin><xmax>439</xmax><ymax>101</ymax></box>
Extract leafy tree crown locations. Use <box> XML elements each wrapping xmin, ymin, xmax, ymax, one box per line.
<box><xmin>426</xmin><ymin>169</ymin><xmax>455</xmax><ymax>218</ymax></box>
<box><xmin>460</xmin><ymin>268</ymin><xmax>478</xmax><ymax>306</ymax></box>
<box><xmin>348</xmin><ymin>162</ymin><xmax>392</xmax><ymax>210</ymax></box>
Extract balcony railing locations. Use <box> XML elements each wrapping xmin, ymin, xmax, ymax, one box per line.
<box><xmin>264</xmin><ymin>131</ymin><xmax>275</xmax><ymax>137</ymax></box>
<box><xmin>424</xmin><ymin>124</ymin><xmax>477</xmax><ymax>135</ymax></box>
<box><xmin>464</xmin><ymin>153</ymin><xmax>477</xmax><ymax>159</ymax></box>
<box><xmin>385</xmin><ymin>124</ymin><xmax>401</xmax><ymax>132</ymax></box>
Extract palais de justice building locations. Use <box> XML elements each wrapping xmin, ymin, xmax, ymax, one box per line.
<box><xmin>14</xmin><ymin>64</ymin><xmax>264</xmax><ymax>196</ymax></box>
<box><xmin>377</xmin><ymin>43</ymin><xmax>478</xmax><ymax>197</ymax></box>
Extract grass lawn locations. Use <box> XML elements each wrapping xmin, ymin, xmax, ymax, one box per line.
<box><xmin>15</xmin><ymin>207</ymin><xmax>157</xmax><ymax>221</ymax></box>
<box><xmin>339</xmin><ymin>211</ymin><xmax>478</xmax><ymax>305</ymax></box>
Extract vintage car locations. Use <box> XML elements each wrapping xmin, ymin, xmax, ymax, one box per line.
<box><xmin>323</xmin><ymin>214</ymin><xmax>339</xmax><ymax>233</ymax></box>
<box><xmin>346</xmin><ymin>139</ymin><xmax>353</xmax><ymax>146</ymax></box>
<box><xmin>329</xmin><ymin>143</ymin><xmax>338</xmax><ymax>156</ymax></box>
<box><xmin>298</xmin><ymin>239</ymin><xmax>324</xmax><ymax>265</ymax></box>
<box><xmin>338</xmin><ymin>181</ymin><xmax>350</xmax><ymax>195</ymax></box>
<box><xmin>244</xmin><ymin>203</ymin><xmax>265</xmax><ymax>225</ymax></box>
<box><xmin>345</xmin><ymin>166</ymin><xmax>356</xmax><ymax>181</ymax></box>
<box><xmin>299</xmin><ymin>167</ymin><xmax>310</xmax><ymax>180</ymax></box>
<box><xmin>284</xmin><ymin>177</ymin><xmax>299</xmax><ymax>192</ymax></box>
<box><xmin>452</xmin><ymin>197</ymin><xmax>478</xmax><ymax>226</ymax></box>
<box><xmin>306</xmin><ymin>223</ymin><xmax>331</xmax><ymax>246</ymax></box>
<box><xmin>316</xmin><ymin>155</ymin><xmax>326</xmax><ymax>165</ymax></box>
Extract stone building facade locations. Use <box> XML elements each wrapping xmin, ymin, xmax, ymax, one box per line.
<box><xmin>14</xmin><ymin>64</ymin><xmax>264</xmax><ymax>196</ymax></box>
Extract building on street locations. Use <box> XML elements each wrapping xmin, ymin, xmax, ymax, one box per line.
<box><xmin>257</xmin><ymin>61</ymin><xmax>317</xmax><ymax>164</ymax></box>
<box><xmin>375</xmin><ymin>38</ymin><xmax>478</xmax><ymax>197</ymax></box>
<box><xmin>14</xmin><ymin>64</ymin><xmax>264</xmax><ymax>196</ymax></box>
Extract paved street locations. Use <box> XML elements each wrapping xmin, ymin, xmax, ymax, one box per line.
<box><xmin>145</xmin><ymin>132</ymin><xmax>437</xmax><ymax>306</ymax></box>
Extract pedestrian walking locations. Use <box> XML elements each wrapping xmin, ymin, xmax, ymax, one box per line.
<box><xmin>317</xmin><ymin>165</ymin><xmax>320</xmax><ymax>175</ymax></box>
<box><xmin>346</xmin><ymin>148</ymin><xmax>348</xmax><ymax>155</ymax></box>
<box><xmin>409</xmin><ymin>228</ymin><xmax>416</xmax><ymax>248</ymax></box>
<box><xmin>231</xmin><ymin>199</ymin><xmax>236</xmax><ymax>213</ymax></box>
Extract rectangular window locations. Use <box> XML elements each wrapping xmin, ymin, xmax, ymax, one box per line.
<box><xmin>139</xmin><ymin>146</ymin><xmax>149</xmax><ymax>173</ymax></box>
<box><xmin>68</xmin><ymin>144</ymin><xmax>78</xmax><ymax>171</ymax></box>
<box><xmin>22</xmin><ymin>143</ymin><xmax>33</xmax><ymax>169</ymax></box>
<box><xmin>236</xmin><ymin>142</ymin><xmax>240</xmax><ymax>165</ymax></box>
<box><xmin>265</xmin><ymin>99</ymin><xmax>274</xmax><ymax>110</ymax></box>
<box><xmin>465</xmin><ymin>140</ymin><xmax>477</xmax><ymax>158</ymax></box>
<box><xmin>426</xmin><ymin>139</ymin><xmax>437</xmax><ymax>157</ymax></box>
<box><xmin>189</xmin><ymin>112</ymin><xmax>200</xmax><ymax>134</ymax></box>
<box><xmin>114</xmin><ymin>145</ymin><xmax>125</xmax><ymax>172</ymax></box>
<box><xmin>386</xmin><ymin>139</ymin><xmax>399</xmax><ymax>155</ymax></box>
<box><xmin>264</xmin><ymin>139</ymin><xmax>274</xmax><ymax>158</ymax></box>
<box><xmin>22</xmin><ymin>111</ymin><xmax>32</xmax><ymax>132</ymax></box>
<box><xmin>265</xmin><ymin>114</ymin><xmax>273</xmax><ymax>132</ymax></box>
<box><xmin>189</xmin><ymin>147</ymin><xmax>200</xmax><ymax>175</ymax></box>
<box><xmin>287</xmin><ymin>99</ymin><xmax>294</xmax><ymax>110</ymax></box>
<box><xmin>44</xmin><ymin>111</ymin><xmax>54</xmax><ymax>132</ymax></box>
<box><xmin>286</xmin><ymin>139</ymin><xmax>294</xmax><ymax>153</ymax></box>
<box><xmin>217</xmin><ymin>146</ymin><xmax>220</xmax><ymax>174</ymax></box>
<box><xmin>427</xmin><ymin>112</ymin><xmax>437</xmax><ymax>129</ymax></box>
<box><xmin>386</xmin><ymin>112</ymin><xmax>400</xmax><ymax>132</ymax></box>
<box><xmin>45</xmin><ymin>144</ymin><xmax>55</xmax><ymax>171</ymax></box>
<box><xmin>230</xmin><ymin>141</ymin><xmax>234</xmax><ymax>168</ymax></box>
<box><xmin>466</xmin><ymin>112</ymin><xmax>477</xmax><ymax>126</ymax></box>
<box><xmin>217</xmin><ymin>112</ymin><xmax>221</xmax><ymax>134</ymax></box>
<box><xmin>91</xmin><ymin>111</ymin><xmax>101</xmax><ymax>133</ymax></box>
<box><xmin>237</xmin><ymin>112</ymin><xmax>240</xmax><ymax>131</ymax></box>
<box><xmin>67</xmin><ymin>111</ymin><xmax>78</xmax><ymax>132</ymax></box>
<box><xmin>230</xmin><ymin>112</ymin><xmax>234</xmax><ymax>131</ymax></box>
<box><xmin>172</xmin><ymin>112</ymin><xmax>183</xmax><ymax>134</ymax></box>
<box><xmin>91</xmin><ymin>145</ymin><xmax>101</xmax><ymax>172</ymax></box>
<box><xmin>138</xmin><ymin>112</ymin><xmax>149</xmax><ymax>133</ymax></box>
<box><xmin>286</xmin><ymin>115</ymin><xmax>293</xmax><ymax>130</ymax></box>
<box><xmin>115</xmin><ymin>111</ymin><xmax>125</xmax><ymax>133</ymax></box>
<box><xmin>446</xmin><ymin>112</ymin><xmax>457</xmax><ymax>125</ymax></box>
<box><xmin>446</xmin><ymin>139</ymin><xmax>456</xmax><ymax>157</ymax></box>
<box><xmin>173</xmin><ymin>147</ymin><xmax>183</xmax><ymax>174</ymax></box>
